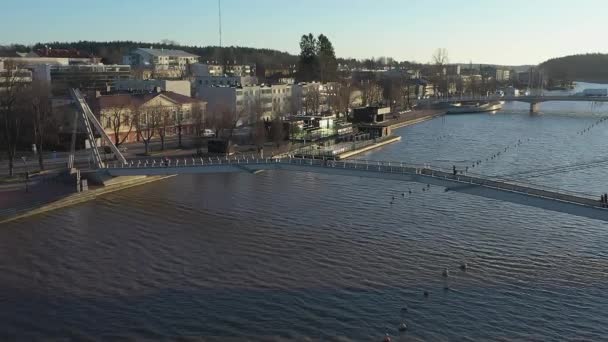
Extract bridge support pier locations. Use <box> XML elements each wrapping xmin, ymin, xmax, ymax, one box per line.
<box><xmin>529</xmin><ymin>102</ymin><xmax>540</xmax><ymax>114</ymax></box>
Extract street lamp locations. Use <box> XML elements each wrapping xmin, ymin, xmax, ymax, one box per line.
<box><xmin>21</xmin><ymin>156</ymin><xmax>29</xmax><ymax>193</ymax></box>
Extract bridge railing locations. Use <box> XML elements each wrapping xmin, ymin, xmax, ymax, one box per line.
<box><xmin>107</xmin><ymin>156</ymin><xmax>601</xmax><ymax>204</ymax></box>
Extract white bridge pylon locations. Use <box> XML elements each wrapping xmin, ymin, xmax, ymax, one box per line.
<box><xmin>69</xmin><ymin>88</ymin><xmax>127</xmax><ymax>169</ymax></box>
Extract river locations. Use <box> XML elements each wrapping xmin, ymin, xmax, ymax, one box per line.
<box><xmin>1</xmin><ymin>83</ymin><xmax>608</xmax><ymax>341</ymax></box>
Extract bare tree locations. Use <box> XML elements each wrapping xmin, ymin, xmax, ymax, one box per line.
<box><xmin>192</xmin><ymin>102</ymin><xmax>205</xmax><ymax>154</ymax></box>
<box><xmin>271</xmin><ymin>115</ymin><xmax>285</xmax><ymax>148</ymax></box>
<box><xmin>249</xmin><ymin>97</ymin><xmax>267</xmax><ymax>150</ymax></box>
<box><xmin>290</xmin><ymin>89</ymin><xmax>301</xmax><ymax>115</ymax></box>
<box><xmin>337</xmin><ymin>81</ymin><xmax>354</xmax><ymax>116</ymax></box>
<box><xmin>209</xmin><ymin>105</ymin><xmax>243</xmax><ymax>144</ymax></box>
<box><xmin>156</xmin><ymin>106</ymin><xmax>173</xmax><ymax>151</ymax></box>
<box><xmin>391</xmin><ymin>80</ymin><xmax>413</xmax><ymax>111</ymax></box>
<box><xmin>360</xmin><ymin>80</ymin><xmax>383</xmax><ymax>106</ymax></box>
<box><xmin>175</xmin><ymin>108</ymin><xmax>184</xmax><ymax>148</ymax></box>
<box><xmin>134</xmin><ymin>106</ymin><xmax>160</xmax><ymax>155</ymax></box>
<box><xmin>0</xmin><ymin>61</ymin><xmax>28</xmax><ymax>176</ymax></box>
<box><xmin>432</xmin><ymin>48</ymin><xmax>449</xmax><ymax>97</ymax></box>
<box><xmin>432</xmin><ymin>48</ymin><xmax>449</xmax><ymax>66</ymax></box>
<box><xmin>303</xmin><ymin>86</ymin><xmax>321</xmax><ymax>114</ymax></box>
<box><xmin>28</xmin><ymin>81</ymin><xmax>54</xmax><ymax>171</ymax></box>
<box><xmin>104</xmin><ymin>105</ymin><xmax>133</xmax><ymax>147</ymax></box>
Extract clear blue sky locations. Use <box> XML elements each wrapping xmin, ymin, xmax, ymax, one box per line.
<box><xmin>2</xmin><ymin>0</ymin><xmax>608</xmax><ymax>65</ymax></box>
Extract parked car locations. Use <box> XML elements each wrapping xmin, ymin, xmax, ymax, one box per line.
<box><xmin>202</xmin><ymin>129</ymin><xmax>215</xmax><ymax>137</ymax></box>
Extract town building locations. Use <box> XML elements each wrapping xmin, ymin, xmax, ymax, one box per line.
<box><xmin>0</xmin><ymin>66</ymin><xmax>33</xmax><ymax>91</ymax></box>
<box><xmin>517</xmin><ymin>69</ymin><xmax>543</xmax><ymax>87</ymax></box>
<box><xmin>42</xmin><ymin>64</ymin><xmax>132</xmax><ymax>95</ymax></box>
<box><xmin>193</xmin><ymin>75</ymin><xmax>258</xmax><ymax>88</ymax></box>
<box><xmin>190</xmin><ymin>63</ymin><xmax>224</xmax><ymax>77</ymax></box>
<box><xmin>225</xmin><ymin>63</ymin><xmax>253</xmax><ymax>77</ymax></box>
<box><xmin>0</xmin><ymin>49</ymin><xmax>131</xmax><ymax>95</ymax></box>
<box><xmin>190</xmin><ymin>63</ymin><xmax>253</xmax><ymax>77</ymax></box>
<box><xmin>496</xmin><ymin>69</ymin><xmax>511</xmax><ymax>82</ymax></box>
<box><xmin>197</xmin><ymin>83</ymin><xmax>295</xmax><ymax>123</ymax></box>
<box><xmin>352</xmin><ymin>106</ymin><xmax>391</xmax><ymax>124</ymax></box>
<box><xmin>123</xmin><ymin>48</ymin><xmax>199</xmax><ymax>71</ymax></box>
<box><xmin>443</xmin><ymin>65</ymin><xmax>461</xmax><ymax>76</ymax></box>
<box><xmin>115</xmin><ymin>79</ymin><xmax>191</xmax><ymax>97</ymax></box>
<box><xmin>91</xmin><ymin>90</ymin><xmax>206</xmax><ymax>144</ymax></box>
<box><xmin>0</xmin><ymin>48</ymin><xmax>100</xmax><ymax>67</ymax></box>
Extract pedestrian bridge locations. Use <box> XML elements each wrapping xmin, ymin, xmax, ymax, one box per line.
<box><xmin>103</xmin><ymin>156</ymin><xmax>608</xmax><ymax>222</ymax></box>
<box><xmin>427</xmin><ymin>95</ymin><xmax>608</xmax><ymax>113</ymax></box>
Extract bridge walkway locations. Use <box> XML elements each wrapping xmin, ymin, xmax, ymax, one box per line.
<box><xmin>102</xmin><ymin>156</ymin><xmax>608</xmax><ymax>221</ymax></box>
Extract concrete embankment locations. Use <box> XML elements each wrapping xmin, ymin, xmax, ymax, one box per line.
<box><xmin>0</xmin><ymin>175</ymin><xmax>174</xmax><ymax>224</ymax></box>
<box><xmin>337</xmin><ymin>136</ymin><xmax>401</xmax><ymax>159</ymax></box>
<box><xmin>336</xmin><ymin>110</ymin><xmax>443</xmax><ymax>159</ymax></box>
<box><xmin>385</xmin><ymin>109</ymin><xmax>446</xmax><ymax>130</ymax></box>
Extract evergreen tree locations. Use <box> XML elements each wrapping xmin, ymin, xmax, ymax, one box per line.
<box><xmin>297</xmin><ymin>33</ymin><xmax>320</xmax><ymax>82</ymax></box>
<box><xmin>317</xmin><ymin>34</ymin><xmax>337</xmax><ymax>83</ymax></box>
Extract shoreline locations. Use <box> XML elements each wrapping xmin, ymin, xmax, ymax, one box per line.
<box><xmin>1</xmin><ymin>110</ymin><xmax>442</xmax><ymax>224</ymax></box>
<box><xmin>0</xmin><ymin>175</ymin><xmax>175</xmax><ymax>224</ymax></box>
<box><xmin>335</xmin><ymin>110</ymin><xmax>444</xmax><ymax>159</ymax></box>
<box><xmin>336</xmin><ymin>136</ymin><xmax>401</xmax><ymax>159</ymax></box>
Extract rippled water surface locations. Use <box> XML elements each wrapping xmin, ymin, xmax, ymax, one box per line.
<box><xmin>2</xmin><ymin>87</ymin><xmax>608</xmax><ymax>340</ymax></box>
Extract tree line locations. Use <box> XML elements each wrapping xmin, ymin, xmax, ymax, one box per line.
<box><xmin>540</xmin><ymin>53</ymin><xmax>608</xmax><ymax>83</ymax></box>
<box><xmin>0</xmin><ymin>61</ymin><xmax>57</xmax><ymax>176</ymax></box>
<box><xmin>5</xmin><ymin>41</ymin><xmax>299</xmax><ymax>71</ymax></box>
<box><xmin>296</xmin><ymin>33</ymin><xmax>338</xmax><ymax>83</ymax></box>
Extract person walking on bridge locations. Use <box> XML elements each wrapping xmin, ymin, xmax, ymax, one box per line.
<box><xmin>453</xmin><ymin>165</ymin><xmax>457</xmax><ymax>176</ymax></box>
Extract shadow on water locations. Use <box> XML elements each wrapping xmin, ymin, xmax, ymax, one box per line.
<box><xmin>1</xmin><ymin>283</ymin><xmax>606</xmax><ymax>341</ymax></box>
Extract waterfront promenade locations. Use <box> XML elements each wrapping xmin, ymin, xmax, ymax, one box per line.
<box><xmin>0</xmin><ymin>109</ymin><xmax>444</xmax><ymax>223</ymax></box>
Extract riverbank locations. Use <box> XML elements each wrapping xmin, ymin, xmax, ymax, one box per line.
<box><xmin>0</xmin><ymin>175</ymin><xmax>174</xmax><ymax>224</ymax></box>
<box><xmin>1</xmin><ymin>109</ymin><xmax>442</xmax><ymax>223</ymax></box>
<box><xmin>336</xmin><ymin>136</ymin><xmax>401</xmax><ymax>159</ymax></box>
<box><xmin>384</xmin><ymin>109</ymin><xmax>446</xmax><ymax>129</ymax></box>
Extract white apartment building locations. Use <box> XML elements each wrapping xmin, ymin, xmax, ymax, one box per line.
<box><xmin>197</xmin><ymin>83</ymin><xmax>294</xmax><ymax>123</ymax></box>
<box><xmin>190</xmin><ymin>63</ymin><xmax>253</xmax><ymax>77</ymax></box>
<box><xmin>496</xmin><ymin>69</ymin><xmax>511</xmax><ymax>82</ymax></box>
<box><xmin>190</xmin><ymin>63</ymin><xmax>223</xmax><ymax>76</ymax></box>
<box><xmin>123</xmin><ymin>48</ymin><xmax>199</xmax><ymax>71</ymax></box>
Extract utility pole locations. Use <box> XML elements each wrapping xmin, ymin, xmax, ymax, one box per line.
<box><xmin>218</xmin><ymin>0</ymin><xmax>222</xmax><ymax>48</ymax></box>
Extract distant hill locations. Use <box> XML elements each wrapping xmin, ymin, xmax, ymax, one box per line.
<box><xmin>27</xmin><ymin>41</ymin><xmax>298</xmax><ymax>69</ymax></box>
<box><xmin>540</xmin><ymin>53</ymin><xmax>608</xmax><ymax>83</ymax></box>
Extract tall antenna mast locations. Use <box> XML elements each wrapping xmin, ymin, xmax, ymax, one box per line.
<box><xmin>218</xmin><ymin>0</ymin><xmax>222</xmax><ymax>48</ymax></box>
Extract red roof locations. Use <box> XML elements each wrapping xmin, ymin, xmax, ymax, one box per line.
<box><xmin>36</xmin><ymin>48</ymin><xmax>96</xmax><ymax>59</ymax></box>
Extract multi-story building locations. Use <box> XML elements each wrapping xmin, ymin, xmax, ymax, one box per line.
<box><xmin>0</xmin><ymin>48</ymin><xmax>100</xmax><ymax>67</ymax></box>
<box><xmin>115</xmin><ymin>79</ymin><xmax>191</xmax><ymax>97</ymax></box>
<box><xmin>225</xmin><ymin>64</ymin><xmax>253</xmax><ymax>77</ymax></box>
<box><xmin>44</xmin><ymin>64</ymin><xmax>132</xmax><ymax>95</ymax></box>
<box><xmin>91</xmin><ymin>90</ymin><xmax>206</xmax><ymax>144</ymax></box>
<box><xmin>190</xmin><ymin>63</ymin><xmax>223</xmax><ymax>76</ymax></box>
<box><xmin>496</xmin><ymin>69</ymin><xmax>511</xmax><ymax>82</ymax></box>
<box><xmin>0</xmin><ymin>66</ymin><xmax>33</xmax><ymax>91</ymax></box>
<box><xmin>190</xmin><ymin>63</ymin><xmax>253</xmax><ymax>77</ymax></box>
<box><xmin>517</xmin><ymin>69</ymin><xmax>543</xmax><ymax>87</ymax></box>
<box><xmin>0</xmin><ymin>49</ymin><xmax>131</xmax><ymax>95</ymax></box>
<box><xmin>193</xmin><ymin>75</ymin><xmax>258</xmax><ymax>89</ymax></box>
<box><xmin>123</xmin><ymin>48</ymin><xmax>199</xmax><ymax>72</ymax></box>
<box><xmin>197</xmin><ymin>83</ymin><xmax>295</xmax><ymax>122</ymax></box>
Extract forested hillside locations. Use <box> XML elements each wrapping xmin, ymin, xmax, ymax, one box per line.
<box><xmin>540</xmin><ymin>53</ymin><xmax>608</xmax><ymax>82</ymax></box>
